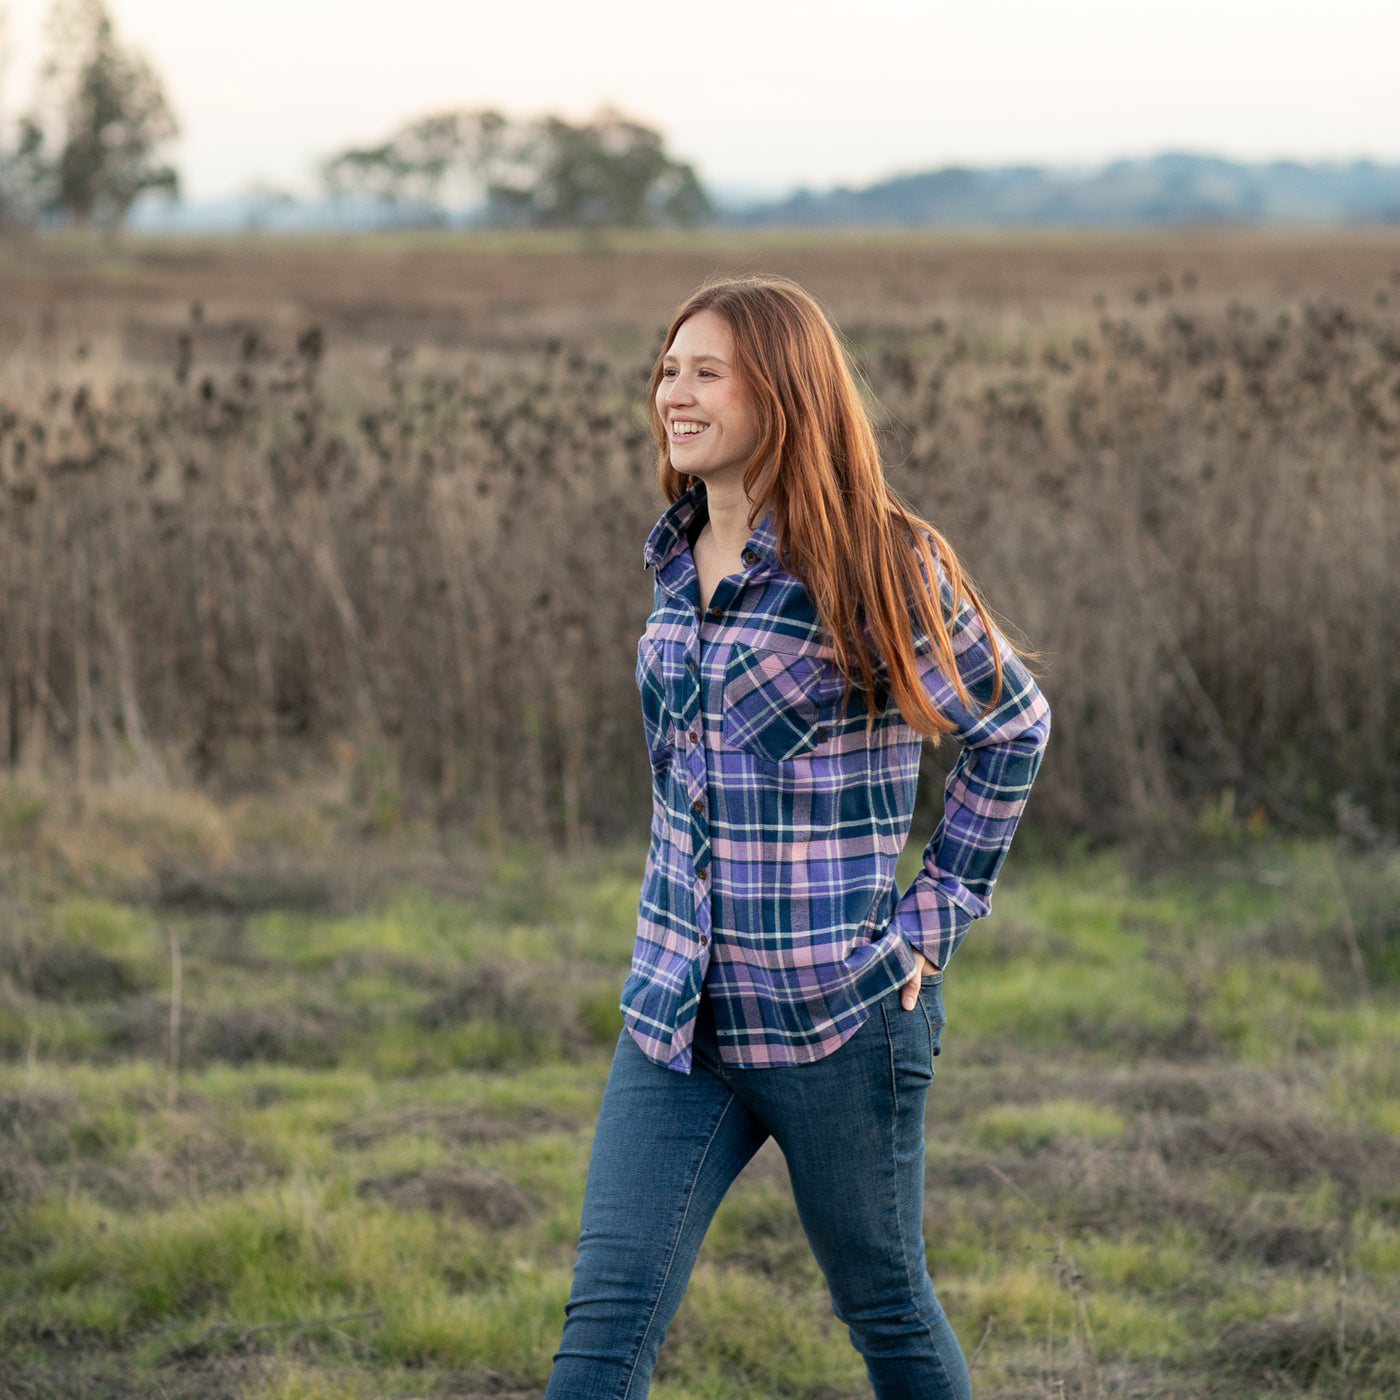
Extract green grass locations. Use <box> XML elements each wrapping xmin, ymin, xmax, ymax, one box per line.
<box><xmin>2</xmin><ymin>810</ymin><xmax>1398</xmax><ymax>1399</ymax></box>
<box><xmin>970</xmin><ymin>1099</ymin><xmax>1127</xmax><ymax>1152</ymax></box>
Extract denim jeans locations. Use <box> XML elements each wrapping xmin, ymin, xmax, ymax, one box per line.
<box><xmin>545</xmin><ymin>977</ymin><xmax>970</xmax><ymax>1400</ymax></box>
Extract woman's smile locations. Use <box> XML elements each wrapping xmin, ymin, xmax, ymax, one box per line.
<box><xmin>658</xmin><ymin>308</ymin><xmax>762</xmax><ymax>486</ymax></box>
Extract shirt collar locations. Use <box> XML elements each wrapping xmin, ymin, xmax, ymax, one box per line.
<box><xmin>642</xmin><ymin>483</ymin><xmax>782</xmax><ymax>574</ymax></box>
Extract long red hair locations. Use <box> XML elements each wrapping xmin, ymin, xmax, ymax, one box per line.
<box><xmin>647</xmin><ymin>275</ymin><xmax>1003</xmax><ymax>738</ymax></box>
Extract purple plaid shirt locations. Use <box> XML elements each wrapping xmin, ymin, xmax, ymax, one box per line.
<box><xmin>623</xmin><ymin>485</ymin><xmax>1050</xmax><ymax>1072</ymax></box>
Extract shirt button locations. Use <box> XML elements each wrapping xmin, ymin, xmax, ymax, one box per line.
<box><xmin>707</xmin><ymin>604</ymin><xmax>722</xmax><ymax>618</ymax></box>
<box><xmin>699</xmin><ymin>934</ymin><xmax>708</xmax><ymax>946</ymax></box>
<box><xmin>742</xmin><ymin>549</ymin><xmax>758</xmax><ymax>566</ymax></box>
<box><xmin>685</xmin><ymin>657</ymin><xmax>696</xmax><ymax>672</ymax></box>
<box><xmin>688</xmin><ymin>730</ymin><xmax>698</xmax><ymax>744</ymax></box>
<box><xmin>691</xmin><ymin>798</ymin><xmax>703</xmax><ymax>813</ymax></box>
<box><xmin>696</xmin><ymin>864</ymin><xmax>708</xmax><ymax>880</ymax></box>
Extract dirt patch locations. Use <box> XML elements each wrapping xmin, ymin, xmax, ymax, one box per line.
<box><xmin>430</xmin><ymin>1374</ymin><xmax>550</xmax><ymax>1400</ymax></box>
<box><xmin>0</xmin><ymin>1355</ymin><xmax>144</xmax><ymax>1400</ymax></box>
<box><xmin>418</xmin><ymin>959</ymin><xmax>601</xmax><ymax>1060</ymax></box>
<box><xmin>1221</xmin><ymin>1220</ymin><xmax>1341</xmax><ymax>1269</ymax></box>
<box><xmin>0</xmin><ymin>1351</ymin><xmax>546</xmax><ymax>1400</ymax></box>
<box><xmin>0</xmin><ymin>1088</ymin><xmax>263</xmax><ymax>1212</ymax></box>
<box><xmin>0</xmin><ymin>934</ymin><xmax>146</xmax><ymax>1002</ymax></box>
<box><xmin>194</xmin><ymin>1003</ymin><xmax>343</xmax><ymax>1068</ymax></box>
<box><xmin>104</xmin><ymin>995</ymin><xmax>344</xmax><ymax>1068</ymax></box>
<box><xmin>0</xmin><ymin>1088</ymin><xmax>84</xmax><ymax>1203</ymax></box>
<box><xmin>0</xmin><ymin>1354</ymin><xmax>271</xmax><ymax>1400</ymax></box>
<box><xmin>85</xmin><ymin>1120</ymin><xmax>278</xmax><ymax>1209</ymax></box>
<box><xmin>0</xmin><ymin>1087</ymin><xmax>77</xmax><ymax>1142</ymax></box>
<box><xmin>1212</xmin><ymin>1305</ymin><xmax>1400</xmax><ymax>1388</ymax></box>
<box><xmin>1146</xmin><ymin>1113</ymin><xmax>1400</xmax><ymax>1197</ymax></box>
<box><xmin>1123</xmin><ymin>1012</ymin><xmax>1227</xmax><ymax>1061</ymax></box>
<box><xmin>939</xmin><ymin>1061</ymin><xmax>1248</xmax><ymax>1123</ymax></box>
<box><xmin>333</xmin><ymin>1100</ymin><xmax>580</xmax><ymax>1151</ymax></box>
<box><xmin>977</xmin><ymin>1360</ymin><xmax>1205</xmax><ymax>1400</ymax></box>
<box><xmin>156</xmin><ymin>868</ymin><xmax>332</xmax><ymax>915</ymax></box>
<box><xmin>357</xmin><ymin>1166</ymin><xmax>531</xmax><ymax>1227</ymax></box>
<box><xmin>932</xmin><ymin>1099</ymin><xmax>1400</xmax><ymax>1250</ymax></box>
<box><xmin>1111</xmin><ymin>1073</ymin><xmax>1213</xmax><ymax>1118</ymax></box>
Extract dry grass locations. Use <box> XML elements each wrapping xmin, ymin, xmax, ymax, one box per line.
<box><xmin>0</xmin><ymin>229</ymin><xmax>1397</xmax><ymax>847</ymax></box>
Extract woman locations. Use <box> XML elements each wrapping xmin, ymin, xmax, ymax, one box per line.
<box><xmin>546</xmin><ymin>276</ymin><xmax>1050</xmax><ymax>1400</ymax></box>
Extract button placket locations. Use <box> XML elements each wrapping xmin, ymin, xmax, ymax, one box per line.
<box><xmin>682</xmin><ymin>610</ymin><xmax>712</xmax><ymax>926</ymax></box>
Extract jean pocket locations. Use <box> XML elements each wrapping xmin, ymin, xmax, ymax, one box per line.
<box><xmin>918</xmin><ymin>979</ymin><xmax>946</xmax><ymax>1060</ymax></box>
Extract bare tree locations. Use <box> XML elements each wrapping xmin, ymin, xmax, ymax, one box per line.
<box><xmin>35</xmin><ymin>0</ymin><xmax>179</xmax><ymax>230</ymax></box>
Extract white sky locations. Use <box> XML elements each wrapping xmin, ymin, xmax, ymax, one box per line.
<box><xmin>2</xmin><ymin>0</ymin><xmax>1398</xmax><ymax>201</ymax></box>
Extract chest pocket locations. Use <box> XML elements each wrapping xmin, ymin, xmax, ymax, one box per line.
<box><xmin>722</xmin><ymin>643</ymin><xmax>841</xmax><ymax>763</ymax></box>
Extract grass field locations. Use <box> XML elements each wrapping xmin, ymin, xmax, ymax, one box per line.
<box><xmin>1</xmin><ymin>227</ymin><xmax>1397</xmax><ymax>1396</ymax></box>
<box><xmin>2</xmin><ymin>778</ymin><xmax>1398</xmax><ymax>1399</ymax></box>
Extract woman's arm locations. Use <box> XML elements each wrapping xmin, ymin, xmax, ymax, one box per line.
<box><xmin>891</xmin><ymin>590</ymin><xmax>1051</xmax><ymax>978</ymax></box>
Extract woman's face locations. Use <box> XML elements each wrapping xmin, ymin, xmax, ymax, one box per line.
<box><xmin>657</xmin><ymin>309</ymin><xmax>762</xmax><ymax>493</ymax></box>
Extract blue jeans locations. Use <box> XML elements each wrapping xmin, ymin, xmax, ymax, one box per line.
<box><xmin>545</xmin><ymin>978</ymin><xmax>970</xmax><ymax>1400</ymax></box>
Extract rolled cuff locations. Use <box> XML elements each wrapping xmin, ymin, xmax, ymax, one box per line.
<box><xmin>891</xmin><ymin>876</ymin><xmax>989</xmax><ymax>971</ymax></box>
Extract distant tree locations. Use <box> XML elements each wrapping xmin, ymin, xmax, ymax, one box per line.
<box><xmin>0</xmin><ymin>114</ymin><xmax>46</xmax><ymax>225</ymax></box>
<box><xmin>0</xmin><ymin>6</ymin><xmax>48</xmax><ymax>226</ymax></box>
<box><xmin>0</xmin><ymin>112</ymin><xmax>44</xmax><ymax>224</ymax></box>
<box><xmin>323</xmin><ymin>108</ymin><xmax>514</xmax><ymax>224</ymax></box>
<box><xmin>34</xmin><ymin>0</ymin><xmax>180</xmax><ymax>230</ymax></box>
<box><xmin>242</xmin><ymin>179</ymin><xmax>297</xmax><ymax>233</ymax></box>
<box><xmin>490</xmin><ymin>109</ymin><xmax>710</xmax><ymax>228</ymax></box>
<box><xmin>322</xmin><ymin>106</ymin><xmax>709</xmax><ymax>229</ymax></box>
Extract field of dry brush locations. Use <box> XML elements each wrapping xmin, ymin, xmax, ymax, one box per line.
<box><xmin>1</xmin><ymin>228</ymin><xmax>1398</xmax><ymax>843</ymax></box>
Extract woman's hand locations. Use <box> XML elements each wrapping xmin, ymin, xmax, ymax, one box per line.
<box><xmin>900</xmin><ymin>949</ymin><xmax>940</xmax><ymax>1010</ymax></box>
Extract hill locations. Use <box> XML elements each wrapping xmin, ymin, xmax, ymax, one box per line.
<box><xmin>737</xmin><ymin>152</ymin><xmax>1400</xmax><ymax>227</ymax></box>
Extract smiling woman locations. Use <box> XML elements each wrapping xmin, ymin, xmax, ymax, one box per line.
<box><xmin>543</xmin><ymin>275</ymin><xmax>1051</xmax><ymax>1400</ymax></box>
<box><xmin>658</xmin><ymin>311</ymin><xmax>763</xmax><ymax>492</ymax></box>
<box><xmin>656</xmin><ymin>311</ymin><xmax>764</xmax><ymax>605</ymax></box>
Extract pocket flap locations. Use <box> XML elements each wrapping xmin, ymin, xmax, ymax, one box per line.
<box><xmin>722</xmin><ymin>644</ymin><xmax>827</xmax><ymax>762</ymax></box>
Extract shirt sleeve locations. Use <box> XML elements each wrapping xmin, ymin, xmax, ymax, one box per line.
<box><xmin>890</xmin><ymin>589</ymin><xmax>1051</xmax><ymax>970</ymax></box>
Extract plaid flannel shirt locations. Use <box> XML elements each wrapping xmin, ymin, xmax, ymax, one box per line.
<box><xmin>623</xmin><ymin>485</ymin><xmax>1050</xmax><ymax>1072</ymax></box>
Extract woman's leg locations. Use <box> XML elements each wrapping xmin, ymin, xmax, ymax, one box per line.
<box><xmin>545</xmin><ymin>1012</ymin><xmax>767</xmax><ymax>1400</ymax></box>
<box><xmin>730</xmin><ymin>981</ymin><xmax>971</xmax><ymax>1400</ymax></box>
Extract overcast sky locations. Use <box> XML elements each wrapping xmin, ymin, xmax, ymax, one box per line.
<box><xmin>2</xmin><ymin>0</ymin><xmax>1398</xmax><ymax>201</ymax></box>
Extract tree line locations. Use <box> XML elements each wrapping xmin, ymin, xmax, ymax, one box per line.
<box><xmin>0</xmin><ymin>0</ymin><xmax>708</xmax><ymax>233</ymax></box>
<box><xmin>320</xmin><ymin>106</ymin><xmax>709</xmax><ymax>229</ymax></box>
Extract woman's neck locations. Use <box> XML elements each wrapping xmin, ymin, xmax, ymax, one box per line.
<box><xmin>692</xmin><ymin>479</ymin><xmax>756</xmax><ymax>613</ymax></box>
<box><xmin>701</xmin><ymin>478</ymin><xmax>754</xmax><ymax>559</ymax></box>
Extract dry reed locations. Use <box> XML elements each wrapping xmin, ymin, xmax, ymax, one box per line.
<box><xmin>1</xmin><ymin>273</ymin><xmax>1397</xmax><ymax>842</ymax></box>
